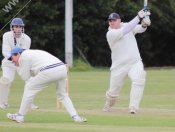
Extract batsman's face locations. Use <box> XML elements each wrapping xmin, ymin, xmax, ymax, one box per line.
<box><xmin>109</xmin><ymin>19</ymin><xmax>121</xmax><ymax>29</ymax></box>
<box><xmin>13</xmin><ymin>26</ymin><xmax>23</xmax><ymax>38</ymax></box>
<box><xmin>11</xmin><ymin>53</ymin><xmax>20</xmax><ymax>66</ymax></box>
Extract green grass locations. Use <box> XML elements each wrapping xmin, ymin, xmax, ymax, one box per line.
<box><xmin>0</xmin><ymin>69</ymin><xmax>175</xmax><ymax>132</ymax></box>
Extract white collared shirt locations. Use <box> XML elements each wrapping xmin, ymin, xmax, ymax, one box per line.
<box><xmin>107</xmin><ymin>22</ymin><xmax>146</xmax><ymax>70</ymax></box>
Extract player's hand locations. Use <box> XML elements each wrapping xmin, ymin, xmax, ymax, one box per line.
<box><xmin>143</xmin><ymin>7</ymin><xmax>151</xmax><ymax>16</ymax></box>
<box><xmin>138</xmin><ymin>8</ymin><xmax>151</xmax><ymax>19</ymax></box>
<box><xmin>141</xmin><ymin>15</ymin><xmax>151</xmax><ymax>27</ymax></box>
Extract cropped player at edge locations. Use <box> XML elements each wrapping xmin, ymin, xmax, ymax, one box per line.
<box><xmin>103</xmin><ymin>8</ymin><xmax>151</xmax><ymax>114</ymax></box>
<box><xmin>0</xmin><ymin>18</ymin><xmax>38</xmax><ymax>109</ymax></box>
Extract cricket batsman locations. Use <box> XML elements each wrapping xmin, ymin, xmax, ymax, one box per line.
<box><xmin>0</xmin><ymin>18</ymin><xmax>38</xmax><ymax>109</ymax></box>
<box><xmin>103</xmin><ymin>8</ymin><xmax>151</xmax><ymax>114</ymax></box>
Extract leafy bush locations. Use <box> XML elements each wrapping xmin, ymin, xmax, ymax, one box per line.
<box><xmin>71</xmin><ymin>57</ymin><xmax>94</xmax><ymax>71</ymax></box>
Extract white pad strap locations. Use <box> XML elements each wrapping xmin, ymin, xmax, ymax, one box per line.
<box><xmin>0</xmin><ymin>77</ymin><xmax>10</xmax><ymax>105</ymax></box>
<box><xmin>106</xmin><ymin>91</ymin><xmax>118</xmax><ymax>107</ymax></box>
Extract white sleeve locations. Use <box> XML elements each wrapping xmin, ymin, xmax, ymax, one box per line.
<box><xmin>2</xmin><ymin>50</ymin><xmax>11</xmax><ymax>58</ymax></box>
<box><xmin>21</xmin><ymin>34</ymin><xmax>31</xmax><ymax>49</ymax></box>
<box><xmin>123</xmin><ymin>16</ymin><xmax>140</xmax><ymax>35</ymax></box>
<box><xmin>2</xmin><ymin>33</ymin><xmax>12</xmax><ymax>58</ymax></box>
<box><xmin>18</xmin><ymin>55</ymin><xmax>31</xmax><ymax>81</ymax></box>
<box><xmin>132</xmin><ymin>25</ymin><xmax>147</xmax><ymax>35</ymax></box>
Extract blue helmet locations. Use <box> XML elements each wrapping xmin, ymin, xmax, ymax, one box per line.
<box><xmin>10</xmin><ymin>18</ymin><xmax>25</xmax><ymax>33</ymax></box>
<box><xmin>11</xmin><ymin>18</ymin><xmax>25</xmax><ymax>26</ymax></box>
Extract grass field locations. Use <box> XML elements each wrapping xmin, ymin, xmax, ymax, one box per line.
<box><xmin>0</xmin><ymin>68</ymin><xmax>175</xmax><ymax>132</ymax></box>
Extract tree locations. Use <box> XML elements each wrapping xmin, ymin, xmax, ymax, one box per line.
<box><xmin>0</xmin><ymin>0</ymin><xmax>175</xmax><ymax>67</ymax></box>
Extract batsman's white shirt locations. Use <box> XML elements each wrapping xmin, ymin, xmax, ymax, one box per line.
<box><xmin>107</xmin><ymin>23</ymin><xmax>145</xmax><ymax>70</ymax></box>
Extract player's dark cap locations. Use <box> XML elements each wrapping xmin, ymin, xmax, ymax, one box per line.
<box><xmin>8</xmin><ymin>47</ymin><xmax>24</xmax><ymax>61</ymax></box>
<box><xmin>108</xmin><ymin>13</ymin><xmax>120</xmax><ymax>20</ymax></box>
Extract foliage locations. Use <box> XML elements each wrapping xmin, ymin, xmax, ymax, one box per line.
<box><xmin>142</xmin><ymin>0</ymin><xmax>175</xmax><ymax>66</ymax></box>
<box><xmin>73</xmin><ymin>0</ymin><xmax>116</xmax><ymax>66</ymax></box>
<box><xmin>0</xmin><ymin>0</ymin><xmax>65</xmax><ymax>61</ymax></box>
<box><xmin>70</xmin><ymin>57</ymin><xmax>94</xmax><ymax>71</ymax></box>
<box><xmin>0</xmin><ymin>0</ymin><xmax>175</xmax><ymax>66</ymax></box>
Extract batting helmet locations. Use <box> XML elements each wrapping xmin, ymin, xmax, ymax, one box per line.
<box><xmin>11</xmin><ymin>18</ymin><xmax>25</xmax><ymax>26</ymax></box>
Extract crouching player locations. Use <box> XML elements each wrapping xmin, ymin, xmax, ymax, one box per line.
<box><xmin>7</xmin><ymin>47</ymin><xmax>87</xmax><ymax>123</ymax></box>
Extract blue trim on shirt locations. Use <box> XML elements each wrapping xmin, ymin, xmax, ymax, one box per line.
<box><xmin>40</xmin><ymin>62</ymin><xmax>64</xmax><ymax>71</ymax></box>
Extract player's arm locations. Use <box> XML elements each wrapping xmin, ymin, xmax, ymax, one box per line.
<box><xmin>21</xmin><ymin>34</ymin><xmax>31</xmax><ymax>49</ymax></box>
<box><xmin>132</xmin><ymin>15</ymin><xmax>151</xmax><ymax>34</ymax></box>
<box><xmin>2</xmin><ymin>33</ymin><xmax>11</xmax><ymax>58</ymax></box>
<box><xmin>132</xmin><ymin>25</ymin><xmax>147</xmax><ymax>35</ymax></box>
<box><xmin>123</xmin><ymin>16</ymin><xmax>140</xmax><ymax>35</ymax></box>
<box><xmin>18</xmin><ymin>56</ymin><xmax>31</xmax><ymax>81</ymax></box>
<box><xmin>123</xmin><ymin>8</ymin><xmax>150</xmax><ymax>35</ymax></box>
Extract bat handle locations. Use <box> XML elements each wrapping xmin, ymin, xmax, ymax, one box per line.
<box><xmin>143</xmin><ymin>6</ymin><xmax>149</xmax><ymax>10</ymax></box>
<box><xmin>143</xmin><ymin>0</ymin><xmax>148</xmax><ymax>9</ymax></box>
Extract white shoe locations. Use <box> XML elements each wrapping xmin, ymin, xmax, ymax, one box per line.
<box><xmin>0</xmin><ymin>102</ymin><xmax>9</xmax><ymax>108</ymax></box>
<box><xmin>72</xmin><ymin>115</ymin><xmax>87</xmax><ymax>122</ymax></box>
<box><xmin>103</xmin><ymin>101</ymin><xmax>111</xmax><ymax>112</ymax></box>
<box><xmin>130</xmin><ymin>106</ymin><xmax>138</xmax><ymax>114</ymax></box>
<box><xmin>7</xmin><ymin>113</ymin><xmax>24</xmax><ymax>123</ymax></box>
<box><xmin>29</xmin><ymin>104</ymin><xmax>39</xmax><ymax>109</ymax></box>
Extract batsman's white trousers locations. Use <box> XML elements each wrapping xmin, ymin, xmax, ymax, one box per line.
<box><xmin>108</xmin><ymin>60</ymin><xmax>145</xmax><ymax>96</ymax></box>
<box><xmin>19</xmin><ymin>65</ymin><xmax>78</xmax><ymax>117</ymax></box>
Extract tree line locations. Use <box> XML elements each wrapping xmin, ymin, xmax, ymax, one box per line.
<box><xmin>0</xmin><ymin>0</ymin><xmax>175</xmax><ymax>67</ymax></box>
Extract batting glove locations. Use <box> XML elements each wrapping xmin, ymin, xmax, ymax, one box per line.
<box><xmin>141</xmin><ymin>15</ymin><xmax>151</xmax><ymax>27</ymax></box>
<box><xmin>143</xmin><ymin>7</ymin><xmax>151</xmax><ymax>16</ymax></box>
<box><xmin>138</xmin><ymin>8</ymin><xmax>151</xmax><ymax>19</ymax></box>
